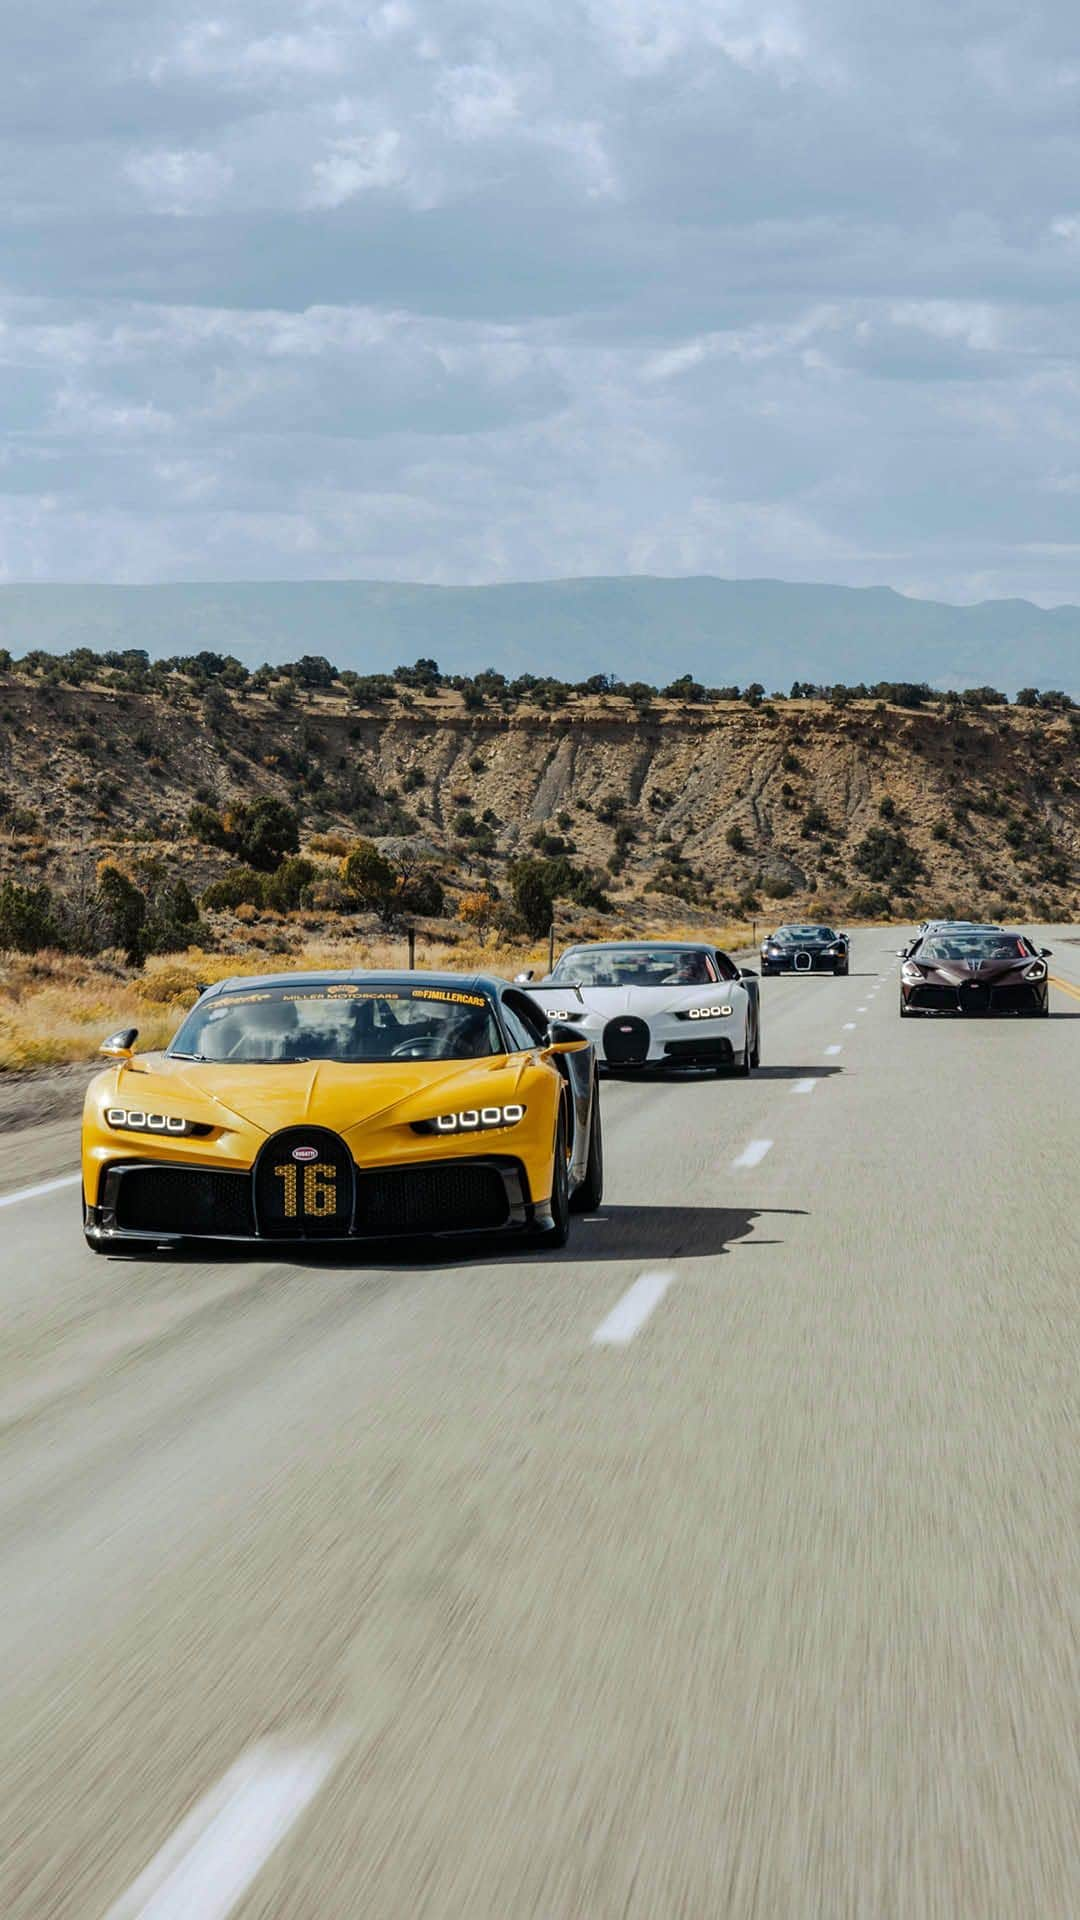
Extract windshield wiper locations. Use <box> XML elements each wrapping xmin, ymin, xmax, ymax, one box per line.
<box><xmin>169</xmin><ymin>1051</ymin><xmax>207</xmax><ymax>1061</ymax></box>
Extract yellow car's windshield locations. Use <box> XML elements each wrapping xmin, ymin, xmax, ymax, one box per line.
<box><xmin>170</xmin><ymin>984</ymin><xmax>503</xmax><ymax>1063</ymax></box>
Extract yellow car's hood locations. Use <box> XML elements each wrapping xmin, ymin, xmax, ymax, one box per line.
<box><xmin>118</xmin><ymin>1052</ymin><xmax>527</xmax><ymax>1138</ymax></box>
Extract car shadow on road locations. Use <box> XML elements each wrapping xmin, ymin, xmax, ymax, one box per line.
<box><xmin>749</xmin><ymin>1065</ymin><xmax>843</xmax><ymax>1080</ymax></box>
<box><xmin>284</xmin><ymin>1204</ymin><xmax>809</xmax><ymax>1271</ymax></box>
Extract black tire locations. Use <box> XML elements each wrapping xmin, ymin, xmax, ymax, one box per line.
<box><xmin>899</xmin><ymin>1000</ymin><xmax>913</xmax><ymax>1018</ymax></box>
<box><xmin>535</xmin><ymin>1106</ymin><xmax>571</xmax><ymax>1247</ymax></box>
<box><xmin>569</xmin><ymin>1089</ymin><xmax>603</xmax><ymax>1213</ymax></box>
<box><xmin>748</xmin><ymin>1010</ymin><xmax>761</xmax><ymax>1069</ymax></box>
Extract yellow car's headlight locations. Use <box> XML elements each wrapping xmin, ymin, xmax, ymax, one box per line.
<box><xmin>105</xmin><ymin>1108</ymin><xmax>212</xmax><ymax>1137</ymax></box>
<box><xmin>412</xmin><ymin>1104</ymin><xmax>526</xmax><ymax>1135</ymax></box>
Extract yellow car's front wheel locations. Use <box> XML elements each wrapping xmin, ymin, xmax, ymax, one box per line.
<box><xmin>534</xmin><ymin>1106</ymin><xmax>571</xmax><ymax>1249</ymax></box>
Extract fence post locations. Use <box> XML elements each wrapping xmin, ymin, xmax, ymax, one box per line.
<box><xmin>548</xmin><ymin>922</ymin><xmax>556</xmax><ymax>975</ymax></box>
<box><xmin>407</xmin><ymin>926</ymin><xmax>416</xmax><ymax>971</ymax></box>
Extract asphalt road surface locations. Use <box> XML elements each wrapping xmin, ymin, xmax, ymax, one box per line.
<box><xmin>1</xmin><ymin>928</ymin><xmax>1077</xmax><ymax>1919</ymax></box>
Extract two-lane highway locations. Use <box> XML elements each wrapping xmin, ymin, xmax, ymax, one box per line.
<box><xmin>0</xmin><ymin>930</ymin><xmax>1076</xmax><ymax>1917</ymax></box>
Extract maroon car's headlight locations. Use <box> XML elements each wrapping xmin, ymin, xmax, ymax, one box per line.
<box><xmin>900</xmin><ymin>961</ymin><xmax>923</xmax><ymax>985</ymax></box>
<box><xmin>1022</xmin><ymin>961</ymin><xmax>1048</xmax><ymax>981</ymax></box>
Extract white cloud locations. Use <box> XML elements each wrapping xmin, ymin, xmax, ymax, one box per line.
<box><xmin>124</xmin><ymin>147</ymin><xmax>234</xmax><ymax>214</ymax></box>
<box><xmin>309</xmin><ymin>127</ymin><xmax>407</xmax><ymax>206</ymax></box>
<box><xmin>4</xmin><ymin>0</ymin><xmax>1080</xmax><ymax>598</ymax></box>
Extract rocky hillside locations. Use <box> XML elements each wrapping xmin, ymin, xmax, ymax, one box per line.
<box><xmin>1</xmin><ymin>668</ymin><xmax>1077</xmax><ymax>930</ymax></box>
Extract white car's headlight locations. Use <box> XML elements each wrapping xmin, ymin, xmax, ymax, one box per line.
<box><xmin>413</xmin><ymin>1104</ymin><xmax>526</xmax><ymax>1135</ymax></box>
<box><xmin>901</xmin><ymin>961</ymin><xmax>923</xmax><ymax>984</ymax></box>
<box><xmin>106</xmin><ymin>1108</ymin><xmax>210</xmax><ymax>1136</ymax></box>
<box><xmin>681</xmin><ymin>1004</ymin><xmax>734</xmax><ymax>1021</ymax></box>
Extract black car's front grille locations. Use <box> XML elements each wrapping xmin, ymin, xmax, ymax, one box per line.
<box><xmin>603</xmin><ymin>1016</ymin><xmax>650</xmax><ymax>1065</ymax></box>
<box><xmin>663</xmin><ymin>1037</ymin><xmax>735</xmax><ymax>1063</ymax></box>
<box><xmin>355</xmin><ymin>1163</ymin><xmax>510</xmax><ymax>1235</ymax></box>
<box><xmin>113</xmin><ymin>1165</ymin><xmax>255</xmax><ymax>1237</ymax></box>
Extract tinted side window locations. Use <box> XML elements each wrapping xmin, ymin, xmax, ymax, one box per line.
<box><xmin>500</xmin><ymin>991</ymin><xmax>546</xmax><ymax>1050</ymax></box>
<box><xmin>713</xmin><ymin>951</ymin><xmax>739</xmax><ymax>981</ymax></box>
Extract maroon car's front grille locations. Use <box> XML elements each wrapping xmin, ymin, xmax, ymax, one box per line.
<box><xmin>908</xmin><ymin>984</ymin><xmax>956</xmax><ymax>1010</ymax></box>
<box><xmin>990</xmin><ymin>983</ymin><xmax>1042</xmax><ymax>1013</ymax></box>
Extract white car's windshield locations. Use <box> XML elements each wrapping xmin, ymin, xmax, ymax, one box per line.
<box><xmin>550</xmin><ymin>947</ymin><xmax>717</xmax><ymax>987</ymax></box>
<box><xmin>170</xmin><ymin>983</ymin><xmax>504</xmax><ymax>1063</ymax></box>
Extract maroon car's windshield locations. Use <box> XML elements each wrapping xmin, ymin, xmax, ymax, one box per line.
<box><xmin>919</xmin><ymin>934</ymin><xmax>1031</xmax><ymax>963</ymax></box>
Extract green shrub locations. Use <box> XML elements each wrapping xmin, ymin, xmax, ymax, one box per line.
<box><xmin>201</xmin><ymin>867</ymin><xmax>267</xmax><ymax>911</ymax></box>
<box><xmin>0</xmin><ymin>879</ymin><xmax>61</xmax><ymax>951</ymax></box>
<box><xmin>263</xmin><ymin>856</ymin><xmax>316</xmax><ymax>912</ymax></box>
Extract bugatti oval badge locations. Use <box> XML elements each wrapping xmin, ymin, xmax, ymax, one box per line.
<box><xmin>292</xmin><ymin>1145</ymin><xmax>319</xmax><ymax>1162</ymax></box>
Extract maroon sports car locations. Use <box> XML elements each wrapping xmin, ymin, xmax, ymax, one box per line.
<box><xmin>900</xmin><ymin>928</ymin><xmax>1052</xmax><ymax>1017</ymax></box>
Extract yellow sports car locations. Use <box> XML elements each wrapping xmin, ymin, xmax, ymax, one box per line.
<box><xmin>82</xmin><ymin>970</ymin><xmax>603</xmax><ymax>1254</ymax></box>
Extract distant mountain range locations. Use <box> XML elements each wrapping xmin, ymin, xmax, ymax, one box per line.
<box><xmin>2</xmin><ymin>576</ymin><xmax>1078</xmax><ymax>695</ymax></box>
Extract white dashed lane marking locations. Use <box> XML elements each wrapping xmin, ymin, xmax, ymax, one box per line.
<box><xmin>792</xmin><ymin>1078</ymin><xmax>817</xmax><ymax>1095</ymax></box>
<box><xmin>0</xmin><ymin>1172</ymin><xmax>81</xmax><ymax>1210</ymax></box>
<box><xmin>824</xmin><ymin>1044</ymin><xmax>842</xmax><ymax>1056</ymax></box>
<box><xmin>104</xmin><ymin>1736</ymin><xmax>348</xmax><ymax>1920</ymax></box>
<box><xmin>732</xmin><ymin>1139</ymin><xmax>773</xmax><ymax>1169</ymax></box>
<box><xmin>591</xmin><ymin>1271</ymin><xmax>674</xmax><ymax>1347</ymax></box>
<box><xmin>843</xmin><ymin>1022</ymin><xmax>856</xmax><ymax>1030</ymax></box>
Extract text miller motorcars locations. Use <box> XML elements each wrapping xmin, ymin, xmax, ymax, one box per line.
<box><xmin>518</xmin><ymin>941</ymin><xmax>761</xmax><ymax>1073</ymax></box>
<box><xmin>82</xmin><ymin>971</ymin><xmax>603</xmax><ymax>1253</ymax></box>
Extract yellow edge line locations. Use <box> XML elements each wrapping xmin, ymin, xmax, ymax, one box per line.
<box><xmin>1049</xmin><ymin>975</ymin><xmax>1080</xmax><ymax>1003</ymax></box>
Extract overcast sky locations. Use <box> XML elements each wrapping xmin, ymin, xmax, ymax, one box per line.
<box><xmin>4</xmin><ymin>0</ymin><xmax>1080</xmax><ymax>600</ymax></box>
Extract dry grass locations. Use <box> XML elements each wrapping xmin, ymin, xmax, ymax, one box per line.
<box><xmin>0</xmin><ymin>921</ymin><xmax>755</xmax><ymax>1072</ymax></box>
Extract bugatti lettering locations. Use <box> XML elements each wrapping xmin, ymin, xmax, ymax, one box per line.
<box><xmin>273</xmin><ymin>1161</ymin><xmax>338</xmax><ymax>1218</ymax></box>
<box><xmin>292</xmin><ymin>1145</ymin><xmax>319</xmax><ymax>1161</ymax></box>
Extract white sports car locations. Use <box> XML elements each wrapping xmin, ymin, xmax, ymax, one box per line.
<box><xmin>518</xmin><ymin>941</ymin><xmax>761</xmax><ymax>1074</ymax></box>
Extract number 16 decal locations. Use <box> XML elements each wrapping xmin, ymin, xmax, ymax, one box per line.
<box><xmin>273</xmin><ymin>1162</ymin><xmax>338</xmax><ymax>1217</ymax></box>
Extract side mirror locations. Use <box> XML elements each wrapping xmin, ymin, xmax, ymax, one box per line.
<box><xmin>543</xmin><ymin>1021</ymin><xmax>589</xmax><ymax>1054</ymax></box>
<box><xmin>739</xmin><ymin>967</ymin><xmax>758</xmax><ymax>978</ymax></box>
<box><xmin>514</xmin><ymin>969</ymin><xmax>535</xmax><ymax>984</ymax></box>
<box><xmin>100</xmin><ymin>1027</ymin><xmax>138</xmax><ymax>1059</ymax></box>
<box><xmin>1041</xmin><ymin>947</ymin><xmax>1053</xmax><ymax>957</ymax></box>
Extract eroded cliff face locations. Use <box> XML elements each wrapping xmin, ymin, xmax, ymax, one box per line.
<box><xmin>1</xmin><ymin>675</ymin><xmax>1077</xmax><ymax>915</ymax></box>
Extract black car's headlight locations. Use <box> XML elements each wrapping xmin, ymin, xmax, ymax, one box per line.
<box><xmin>900</xmin><ymin>962</ymin><xmax>924</xmax><ymax>985</ymax></box>
<box><xmin>678</xmin><ymin>1004</ymin><xmax>734</xmax><ymax>1021</ymax></box>
<box><xmin>1022</xmin><ymin>961</ymin><xmax>1047</xmax><ymax>980</ymax></box>
<box><xmin>106</xmin><ymin>1108</ymin><xmax>211</xmax><ymax>1136</ymax></box>
<box><xmin>412</xmin><ymin>1104</ymin><xmax>526</xmax><ymax>1136</ymax></box>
